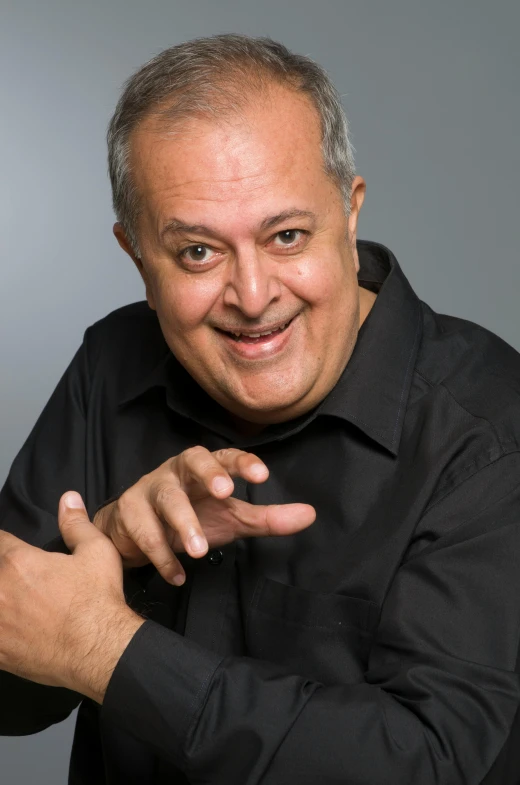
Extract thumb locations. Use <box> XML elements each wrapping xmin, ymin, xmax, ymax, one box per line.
<box><xmin>58</xmin><ymin>491</ymin><xmax>104</xmax><ymax>553</ymax></box>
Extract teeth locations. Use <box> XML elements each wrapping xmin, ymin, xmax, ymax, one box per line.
<box><xmin>235</xmin><ymin>321</ymin><xmax>289</xmax><ymax>339</ymax></box>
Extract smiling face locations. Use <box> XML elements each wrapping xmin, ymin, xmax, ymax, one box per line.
<box><xmin>115</xmin><ymin>84</ymin><xmax>375</xmax><ymax>431</ymax></box>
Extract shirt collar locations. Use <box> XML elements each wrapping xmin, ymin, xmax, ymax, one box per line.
<box><xmin>118</xmin><ymin>240</ymin><xmax>422</xmax><ymax>456</ymax></box>
<box><xmin>315</xmin><ymin>240</ymin><xmax>423</xmax><ymax>455</ymax></box>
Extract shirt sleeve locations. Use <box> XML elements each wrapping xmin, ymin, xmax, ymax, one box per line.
<box><xmin>101</xmin><ymin>451</ymin><xmax>520</xmax><ymax>785</ymax></box>
<box><xmin>0</xmin><ymin>333</ymin><xmax>93</xmax><ymax>735</ymax></box>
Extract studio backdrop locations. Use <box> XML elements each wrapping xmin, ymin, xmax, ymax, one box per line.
<box><xmin>1</xmin><ymin>1</ymin><xmax>519</xmax><ymax>782</ymax></box>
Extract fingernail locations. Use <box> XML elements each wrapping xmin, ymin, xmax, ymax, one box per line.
<box><xmin>250</xmin><ymin>463</ymin><xmax>267</xmax><ymax>478</ymax></box>
<box><xmin>172</xmin><ymin>574</ymin><xmax>185</xmax><ymax>586</ymax></box>
<box><xmin>190</xmin><ymin>535</ymin><xmax>207</xmax><ymax>554</ymax></box>
<box><xmin>64</xmin><ymin>492</ymin><xmax>85</xmax><ymax>510</ymax></box>
<box><xmin>213</xmin><ymin>476</ymin><xmax>232</xmax><ymax>493</ymax></box>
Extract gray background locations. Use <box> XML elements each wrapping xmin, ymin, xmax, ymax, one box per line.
<box><xmin>1</xmin><ymin>0</ymin><xmax>519</xmax><ymax>781</ymax></box>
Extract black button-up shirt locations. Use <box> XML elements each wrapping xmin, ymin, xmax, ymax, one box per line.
<box><xmin>1</xmin><ymin>240</ymin><xmax>520</xmax><ymax>785</ymax></box>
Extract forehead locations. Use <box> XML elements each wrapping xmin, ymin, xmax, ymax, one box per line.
<box><xmin>129</xmin><ymin>86</ymin><xmax>331</xmax><ymax>224</ymax></box>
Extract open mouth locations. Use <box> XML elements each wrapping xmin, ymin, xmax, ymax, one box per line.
<box><xmin>217</xmin><ymin>316</ymin><xmax>295</xmax><ymax>343</ymax></box>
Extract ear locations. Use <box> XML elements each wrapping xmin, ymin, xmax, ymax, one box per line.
<box><xmin>113</xmin><ymin>223</ymin><xmax>156</xmax><ymax>310</ymax></box>
<box><xmin>346</xmin><ymin>176</ymin><xmax>366</xmax><ymax>274</ymax></box>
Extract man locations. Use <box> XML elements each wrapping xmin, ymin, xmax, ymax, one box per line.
<box><xmin>0</xmin><ymin>33</ymin><xmax>519</xmax><ymax>785</ymax></box>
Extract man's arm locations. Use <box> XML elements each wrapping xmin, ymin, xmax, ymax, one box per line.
<box><xmin>0</xmin><ymin>335</ymin><xmax>93</xmax><ymax>734</ymax></box>
<box><xmin>99</xmin><ymin>452</ymin><xmax>520</xmax><ymax>785</ymax></box>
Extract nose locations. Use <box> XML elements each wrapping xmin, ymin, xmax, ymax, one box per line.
<box><xmin>222</xmin><ymin>246</ymin><xmax>282</xmax><ymax>319</ymax></box>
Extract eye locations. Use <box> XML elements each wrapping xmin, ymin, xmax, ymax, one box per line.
<box><xmin>275</xmin><ymin>229</ymin><xmax>301</xmax><ymax>245</ymax></box>
<box><xmin>271</xmin><ymin>229</ymin><xmax>308</xmax><ymax>251</ymax></box>
<box><xmin>179</xmin><ymin>244</ymin><xmax>216</xmax><ymax>264</ymax></box>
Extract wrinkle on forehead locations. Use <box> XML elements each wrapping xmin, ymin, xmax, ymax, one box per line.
<box><xmin>156</xmin><ymin>172</ymin><xmax>277</xmax><ymax>203</ymax></box>
<box><xmin>147</xmin><ymin>158</ymin><xmax>267</xmax><ymax>190</ymax></box>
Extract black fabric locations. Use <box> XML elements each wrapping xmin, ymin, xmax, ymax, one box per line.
<box><xmin>1</xmin><ymin>240</ymin><xmax>520</xmax><ymax>784</ymax></box>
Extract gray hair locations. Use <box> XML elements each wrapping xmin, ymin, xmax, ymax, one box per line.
<box><xmin>107</xmin><ymin>34</ymin><xmax>356</xmax><ymax>257</ymax></box>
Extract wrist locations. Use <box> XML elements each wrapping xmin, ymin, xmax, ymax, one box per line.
<box><xmin>68</xmin><ymin>605</ymin><xmax>146</xmax><ymax>704</ymax></box>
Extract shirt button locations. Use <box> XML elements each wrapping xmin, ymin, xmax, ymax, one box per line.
<box><xmin>207</xmin><ymin>549</ymin><xmax>224</xmax><ymax>565</ymax></box>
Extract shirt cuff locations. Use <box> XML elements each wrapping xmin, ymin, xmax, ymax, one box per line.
<box><xmin>101</xmin><ymin>619</ymin><xmax>224</xmax><ymax>766</ymax></box>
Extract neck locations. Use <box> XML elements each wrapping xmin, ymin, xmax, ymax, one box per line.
<box><xmin>358</xmin><ymin>285</ymin><xmax>377</xmax><ymax>327</ymax></box>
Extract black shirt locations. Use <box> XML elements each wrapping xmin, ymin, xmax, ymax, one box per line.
<box><xmin>1</xmin><ymin>240</ymin><xmax>520</xmax><ymax>785</ymax></box>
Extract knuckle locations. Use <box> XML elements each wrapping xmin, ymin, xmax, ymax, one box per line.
<box><xmin>115</xmin><ymin>537</ymin><xmax>142</xmax><ymax>562</ymax></box>
<box><xmin>2</xmin><ymin>545</ymin><xmax>28</xmax><ymax>571</ymax></box>
<box><xmin>183</xmin><ymin>445</ymin><xmax>206</xmax><ymax>459</ymax></box>
<box><xmin>182</xmin><ymin>445</ymin><xmax>210</xmax><ymax>468</ymax></box>
<box><xmin>116</xmin><ymin>489</ymin><xmax>137</xmax><ymax>517</ymax></box>
<box><xmin>238</xmin><ymin>451</ymin><xmax>257</xmax><ymax>468</ymax></box>
<box><xmin>154</xmin><ymin>483</ymin><xmax>185</xmax><ymax>510</ymax></box>
<box><xmin>178</xmin><ymin>446</ymin><xmax>226</xmax><ymax>489</ymax></box>
<box><xmin>154</xmin><ymin>554</ymin><xmax>178</xmax><ymax>574</ymax></box>
<box><xmin>139</xmin><ymin>531</ymin><xmax>167</xmax><ymax>554</ymax></box>
<box><xmin>213</xmin><ymin>447</ymin><xmax>240</xmax><ymax>462</ymax></box>
<box><xmin>199</xmin><ymin>458</ymin><xmax>222</xmax><ymax>477</ymax></box>
<box><xmin>166</xmin><ymin>456</ymin><xmax>180</xmax><ymax>474</ymax></box>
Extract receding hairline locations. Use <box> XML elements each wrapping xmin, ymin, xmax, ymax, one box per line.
<box><xmin>107</xmin><ymin>34</ymin><xmax>357</xmax><ymax>257</ymax></box>
<box><xmin>129</xmin><ymin>73</ymin><xmax>321</xmax><ymax>147</ymax></box>
<box><xmin>125</xmin><ymin>78</ymin><xmax>329</xmax><ymax>208</ymax></box>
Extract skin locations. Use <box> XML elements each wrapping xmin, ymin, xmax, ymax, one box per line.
<box><xmin>114</xmin><ymin>84</ymin><xmax>376</xmax><ymax>432</ymax></box>
<box><xmin>0</xmin><ymin>82</ymin><xmax>378</xmax><ymax>703</ymax></box>
<box><xmin>0</xmin><ymin>494</ymin><xmax>144</xmax><ymax>704</ymax></box>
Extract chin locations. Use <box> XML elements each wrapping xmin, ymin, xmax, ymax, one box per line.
<box><xmin>228</xmin><ymin>378</ymin><xmax>313</xmax><ymax>421</ymax></box>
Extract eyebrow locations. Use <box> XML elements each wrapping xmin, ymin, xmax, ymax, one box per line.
<box><xmin>260</xmin><ymin>209</ymin><xmax>316</xmax><ymax>231</ymax></box>
<box><xmin>161</xmin><ymin>209</ymin><xmax>316</xmax><ymax>239</ymax></box>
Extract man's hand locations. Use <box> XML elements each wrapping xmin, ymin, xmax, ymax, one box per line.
<box><xmin>93</xmin><ymin>447</ymin><xmax>316</xmax><ymax>585</ymax></box>
<box><xmin>0</xmin><ymin>492</ymin><xmax>145</xmax><ymax>703</ymax></box>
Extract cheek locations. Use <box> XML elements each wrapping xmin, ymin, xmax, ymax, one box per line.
<box><xmin>153</xmin><ymin>272</ymin><xmax>222</xmax><ymax>331</ymax></box>
<box><xmin>287</xmin><ymin>253</ymin><xmax>354</xmax><ymax>306</ymax></box>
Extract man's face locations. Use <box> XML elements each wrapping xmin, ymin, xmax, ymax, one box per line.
<box><xmin>116</xmin><ymin>85</ymin><xmax>371</xmax><ymax>430</ymax></box>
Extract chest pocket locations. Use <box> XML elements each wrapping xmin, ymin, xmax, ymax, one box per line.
<box><xmin>245</xmin><ymin>577</ymin><xmax>379</xmax><ymax>685</ymax></box>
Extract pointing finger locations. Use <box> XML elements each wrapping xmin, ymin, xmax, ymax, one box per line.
<box><xmin>231</xmin><ymin>499</ymin><xmax>317</xmax><ymax>538</ymax></box>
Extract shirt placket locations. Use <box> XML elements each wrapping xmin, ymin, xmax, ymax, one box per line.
<box><xmin>183</xmin><ymin>476</ymin><xmax>247</xmax><ymax>653</ymax></box>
